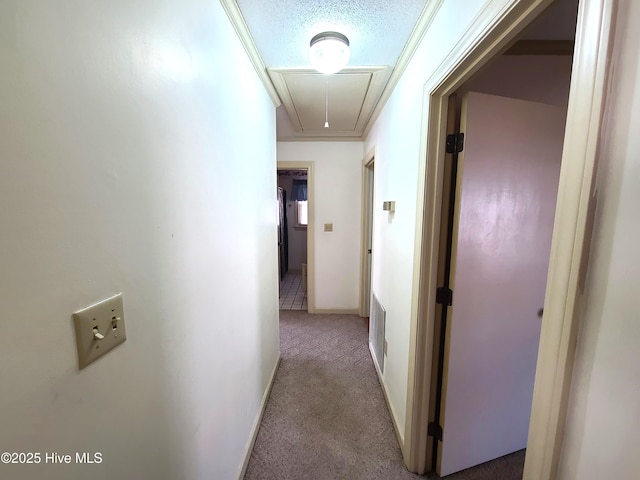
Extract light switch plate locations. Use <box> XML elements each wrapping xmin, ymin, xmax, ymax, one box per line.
<box><xmin>324</xmin><ymin>223</ymin><xmax>333</xmax><ymax>232</ymax></box>
<box><xmin>73</xmin><ymin>293</ymin><xmax>126</xmax><ymax>369</ymax></box>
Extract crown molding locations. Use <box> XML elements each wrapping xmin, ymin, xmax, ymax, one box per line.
<box><xmin>219</xmin><ymin>0</ymin><xmax>282</xmax><ymax>107</ymax></box>
<box><xmin>220</xmin><ymin>0</ymin><xmax>445</xmax><ymax>137</ymax></box>
<box><xmin>362</xmin><ymin>0</ymin><xmax>445</xmax><ymax>139</ymax></box>
<box><xmin>277</xmin><ymin>136</ymin><xmax>364</xmax><ymax>143</ymax></box>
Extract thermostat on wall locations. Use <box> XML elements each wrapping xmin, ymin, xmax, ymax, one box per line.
<box><xmin>383</xmin><ymin>201</ymin><xmax>395</xmax><ymax>212</ymax></box>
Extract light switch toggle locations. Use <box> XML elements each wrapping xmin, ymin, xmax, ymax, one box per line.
<box><xmin>93</xmin><ymin>327</ymin><xmax>105</xmax><ymax>341</ymax></box>
<box><xmin>73</xmin><ymin>293</ymin><xmax>127</xmax><ymax>369</ymax></box>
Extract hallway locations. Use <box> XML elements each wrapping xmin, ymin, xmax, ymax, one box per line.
<box><xmin>1</xmin><ymin>0</ymin><xmax>637</xmax><ymax>478</ymax></box>
<box><xmin>244</xmin><ymin>311</ymin><xmax>416</xmax><ymax>479</ymax></box>
<box><xmin>244</xmin><ymin>312</ymin><xmax>526</xmax><ymax>479</ymax></box>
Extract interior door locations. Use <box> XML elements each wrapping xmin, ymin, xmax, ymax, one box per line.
<box><xmin>437</xmin><ymin>92</ymin><xmax>566</xmax><ymax>476</ymax></box>
<box><xmin>364</xmin><ymin>162</ymin><xmax>374</xmax><ymax>317</ymax></box>
<box><xmin>277</xmin><ymin>187</ymin><xmax>287</xmax><ymax>281</ymax></box>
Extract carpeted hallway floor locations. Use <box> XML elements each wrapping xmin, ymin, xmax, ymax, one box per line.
<box><xmin>244</xmin><ymin>311</ymin><xmax>525</xmax><ymax>480</ymax></box>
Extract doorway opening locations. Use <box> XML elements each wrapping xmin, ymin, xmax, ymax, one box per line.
<box><xmin>428</xmin><ymin>3</ymin><xmax>578</xmax><ymax>474</ymax></box>
<box><xmin>432</xmin><ymin>78</ymin><xmax>573</xmax><ymax>478</ymax></box>
<box><xmin>403</xmin><ymin>0</ymin><xmax>615</xmax><ymax>477</ymax></box>
<box><xmin>359</xmin><ymin>150</ymin><xmax>375</xmax><ymax>322</ymax></box>
<box><xmin>277</xmin><ymin>161</ymin><xmax>315</xmax><ymax>313</ymax></box>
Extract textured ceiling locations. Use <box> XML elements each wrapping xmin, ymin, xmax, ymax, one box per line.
<box><xmin>231</xmin><ymin>0</ymin><xmax>578</xmax><ymax>140</ymax></box>
<box><xmin>236</xmin><ymin>0</ymin><xmax>428</xmax><ymax>68</ymax></box>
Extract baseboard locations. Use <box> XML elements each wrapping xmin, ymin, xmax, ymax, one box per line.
<box><xmin>368</xmin><ymin>342</ymin><xmax>405</xmax><ymax>454</ymax></box>
<box><xmin>312</xmin><ymin>308</ymin><xmax>359</xmax><ymax>315</ymax></box>
<box><xmin>236</xmin><ymin>355</ymin><xmax>281</xmax><ymax>480</ymax></box>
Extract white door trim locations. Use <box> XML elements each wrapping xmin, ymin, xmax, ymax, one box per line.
<box><xmin>277</xmin><ymin>161</ymin><xmax>315</xmax><ymax>313</ymax></box>
<box><xmin>404</xmin><ymin>0</ymin><xmax>616</xmax><ymax>477</ymax></box>
<box><xmin>359</xmin><ymin>147</ymin><xmax>376</xmax><ymax>317</ymax></box>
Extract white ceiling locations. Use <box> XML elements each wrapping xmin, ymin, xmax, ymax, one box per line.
<box><xmin>236</xmin><ymin>0</ymin><xmax>428</xmax><ymax>68</ymax></box>
<box><xmin>229</xmin><ymin>0</ymin><xmax>578</xmax><ymax>141</ymax></box>
<box><xmin>232</xmin><ymin>0</ymin><xmax>429</xmax><ymax>140</ymax></box>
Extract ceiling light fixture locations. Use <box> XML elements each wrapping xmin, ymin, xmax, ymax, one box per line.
<box><xmin>309</xmin><ymin>31</ymin><xmax>350</xmax><ymax>74</ymax></box>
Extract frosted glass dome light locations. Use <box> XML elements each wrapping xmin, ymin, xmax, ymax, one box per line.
<box><xmin>309</xmin><ymin>32</ymin><xmax>350</xmax><ymax>74</ymax></box>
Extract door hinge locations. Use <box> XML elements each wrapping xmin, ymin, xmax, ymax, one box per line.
<box><xmin>428</xmin><ymin>421</ymin><xmax>443</xmax><ymax>441</ymax></box>
<box><xmin>446</xmin><ymin>132</ymin><xmax>464</xmax><ymax>154</ymax></box>
<box><xmin>436</xmin><ymin>287</ymin><xmax>453</xmax><ymax>306</ymax></box>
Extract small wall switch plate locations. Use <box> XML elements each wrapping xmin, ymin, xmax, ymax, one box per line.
<box><xmin>73</xmin><ymin>293</ymin><xmax>126</xmax><ymax>369</ymax></box>
<box><xmin>324</xmin><ymin>223</ymin><xmax>333</xmax><ymax>232</ymax></box>
<box><xmin>383</xmin><ymin>201</ymin><xmax>396</xmax><ymax>212</ymax></box>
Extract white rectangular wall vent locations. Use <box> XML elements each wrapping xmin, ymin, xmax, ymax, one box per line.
<box><xmin>369</xmin><ymin>294</ymin><xmax>386</xmax><ymax>373</ymax></box>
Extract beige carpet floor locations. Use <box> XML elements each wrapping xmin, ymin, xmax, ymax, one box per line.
<box><xmin>244</xmin><ymin>311</ymin><xmax>525</xmax><ymax>480</ymax></box>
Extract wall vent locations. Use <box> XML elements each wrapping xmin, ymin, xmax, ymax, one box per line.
<box><xmin>369</xmin><ymin>294</ymin><xmax>386</xmax><ymax>373</ymax></box>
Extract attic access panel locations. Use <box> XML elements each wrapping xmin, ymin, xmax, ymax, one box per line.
<box><xmin>269</xmin><ymin>67</ymin><xmax>389</xmax><ymax>138</ymax></box>
<box><xmin>288</xmin><ymin>74</ymin><xmax>366</xmax><ymax>131</ymax></box>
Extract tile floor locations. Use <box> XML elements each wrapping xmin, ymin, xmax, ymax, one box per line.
<box><xmin>279</xmin><ymin>272</ymin><xmax>307</xmax><ymax>311</ymax></box>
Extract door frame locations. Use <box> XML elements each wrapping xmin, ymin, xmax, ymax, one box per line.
<box><xmin>404</xmin><ymin>0</ymin><xmax>616</xmax><ymax>477</ymax></box>
<box><xmin>277</xmin><ymin>161</ymin><xmax>315</xmax><ymax>313</ymax></box>
<box><xmin>359</xmin><ymin>147</ymin><xmax>376</xmax><ymax>317</ymax></box>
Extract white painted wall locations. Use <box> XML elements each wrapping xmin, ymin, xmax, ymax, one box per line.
<box><xmin>0</xmin><ymin>1</ymin><xmax>279</xmax><ymax>479</ymax></box>
<box><xmin>364</xmin><ymin>0</ymin><xmax>515</xmax><ymax>439</ymax></box>
<box><xmin>277</xmin><ymin>142</ymin><xmax>364</xmax><ymax>311</ymax></box>
<box><xmin>277</xmin><ymin>175</ymin><xmax>308</xmax><ymax>271</ymax></box>
<box><xmin>557</xmin><ymin>1</ymin><xmax>640</xmax><ymax>477</ymax></box>
<box><xmin>365</xmin><ymin>4</ymin><xmax>639</xmax><ymax>477</ymax></box>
